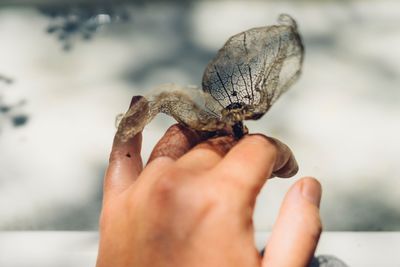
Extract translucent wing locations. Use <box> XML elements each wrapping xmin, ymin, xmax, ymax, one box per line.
<box><xmin>202</xmin><ymin>14</ymin><xmax>304</xmax><ymax>118</ymax></box>
<box><xmin>115</xmin><ymin>85</ymin><xmax>224</xmax><ymax>142</ymax></box>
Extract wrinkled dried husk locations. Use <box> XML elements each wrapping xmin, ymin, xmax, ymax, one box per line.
<box><xmin>115</xmin><ymin>14</ymin><xmax>304</xmax><ymax>143</ymax></box>
<box><xmin>115</xmin><ymin>86</ymin><xmax>225</xmax><ymax>142</ymax></box>
<box><xmin>202</xmin><ymin>14</ymin><xmax>303</xmax><ymax>117</ymax></box>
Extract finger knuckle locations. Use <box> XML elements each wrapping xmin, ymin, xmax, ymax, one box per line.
<box><xmin>175</xmin><ymin>184</ymin><xmax>219</xmax><ymax>217</ymax></box>
<box><xmin>152</xmin><ymin>167</ymin><xmax>182</xmax><ymax>199</ymax></box>
<box><xmin>108</xmin><ymin>149</ymin><xmax>133</xmax><ymax>164</ymax></box>
<box><xmin>153</xmin><ymin>170</ymin><xmax>218</xmax><ymax>215</ymax></box>
<box><xmin>108</xmin><ymin>150</ymin><xmax>122</xmax><ymax>164</ymax></box>
<box><xmin>311</xmin><ymin>214</ymin><xmax>323</xmax><ymax>239</ymax></box>
<box><xmin>297</xmin><ymin>210</ymin><xmax>323</xmax><ymax>240</ymax></box>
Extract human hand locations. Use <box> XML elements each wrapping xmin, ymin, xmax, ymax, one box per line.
<box><xmin>96</xmin><ymin>97</ymin><xmax>322</xmax><ymax>267</ymax></box>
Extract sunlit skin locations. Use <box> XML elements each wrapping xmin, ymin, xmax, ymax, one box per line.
<box><xmin>96</xmin><ymin>100</ymin><xmax>322</xmax><ymax>267</ymax></box>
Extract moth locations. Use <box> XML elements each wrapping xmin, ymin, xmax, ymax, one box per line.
<box><xmin>116</xmin><ymin>14</ymin><xmax>304</xmax><ymax>142</ymax></box>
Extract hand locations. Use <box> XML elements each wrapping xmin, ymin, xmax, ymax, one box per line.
<box><xmin>96</xmin><ymin>101</ymin><xmax>322</xmax><ymax>267</ymax></box>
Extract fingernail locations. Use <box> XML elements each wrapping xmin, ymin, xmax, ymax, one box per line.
<box><xmin>301</xmin><ymin>178</ymin><xmax>322</xmax><ymax>207</ymax></box>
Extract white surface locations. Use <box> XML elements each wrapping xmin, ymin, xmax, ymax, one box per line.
<box><xmin>0</xmin><ymin>1</ymin><xmax>400</xmax><ymax>231</ymax></box>
<box><xmin>0</xmin><ymin>232</ymin><xmax>399</xmax><ymax>267</ymax></box>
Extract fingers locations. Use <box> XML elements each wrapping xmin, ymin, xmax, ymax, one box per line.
<box><xmin>104</xmin><ymin>132</ymin><xmax>143</xmax><ymax>200</ymax></box>
<box><xmin>175</xmin><ymin>135</ymin><xmax>238</xmax><ymax>172</ymax></box>
<box><xmin>103</xmin><ymin>96</ymin><xmax>145</xmax><ymax>200</ymax></box>
<box><xmin>262</xmin><ymin>177</ymin><xmax>322</xmax><ymax>267</ymax></box>
<box><xmin>148</xmin><ymin>124</ymin><xmax>208</xmax><ymax>163</ymax></box>
<box><xmin>268</xmin><ymin>137</ymin><xmax>299</xmax><ymax>178</ymax></box>
<box><xmin>149</xmin><ymin>124</ymin><xmax>238</xmax><ymax>172</ymax></box>
<box><xmin>214</xmin><ymin>134</ymin><xmax>298</xmax><ymax>194</ymax></box>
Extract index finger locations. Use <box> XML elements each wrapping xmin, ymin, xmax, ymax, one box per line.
<box><xmin>103</xmin><ymin>96</ymin><xmax>145</xmax><ymax>201</ymax></box>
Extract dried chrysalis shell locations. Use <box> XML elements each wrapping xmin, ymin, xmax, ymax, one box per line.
<box><xmin>116</xmin><ymin>14</ymin><xmax>304</xmax><ymax>142</ymax></box>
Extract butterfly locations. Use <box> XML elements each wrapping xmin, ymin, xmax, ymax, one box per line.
<box><xmin>116</xmin><ymin>14</ymin><xmax>304</xmax><ymax>141</ymax></box>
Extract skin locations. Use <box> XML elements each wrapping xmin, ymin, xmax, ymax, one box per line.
<box><xmin>96</xmin><ymin>97</ymin><xmax>322</xmax><ymax>267</ymax></box>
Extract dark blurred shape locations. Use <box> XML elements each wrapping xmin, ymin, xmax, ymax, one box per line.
<box><xmin>309</xmin><ymin>255</ymin><xmax>348</xmax><ymax>267</ymax></box>
<box><xmin>120</xmin><ymin>4</ymin><xmax>213</xmax><ymax>88</ymax></box>
<box><xmin>260</xmin><ymin>248</ymin><xmax>348</xmax><ymax>267</ymax></box>
<box><xmin>0</xmin><ymin>78</ymin><xmax>29</xmax><ymax>129</ymax></box>
<box><xmin>259</xmin><ymin>247</ymin><xmax>265</xmax><ymax>256</ymax></box>
<box><xmin>39</xmin><ymin>4</ymin><xmax>131</xmax><ymax>50</ymax></box>
<box><xmin>325</xmin><ymin>185</ymin><xmax>400</xmax><ymax>231</ymax></box>
<box><xmin>0</xmin><ymin>74</ymin><xmax>13</xmax><ymax>84</ymax></box>
<box><xmin>12</xmin><ymin>115</ymin><xmax>29</xmax><ymax>127</ymax></box>
<box><xmin>0</xmin><ymin>105</ymin><xmax>11</xmax><ymax>113</ymax></box>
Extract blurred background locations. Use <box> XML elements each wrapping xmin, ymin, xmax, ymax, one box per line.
<box><xmin>0</xmin><ymin>0</ymin><xmax>399</xmax><ymax>231</ymax></box>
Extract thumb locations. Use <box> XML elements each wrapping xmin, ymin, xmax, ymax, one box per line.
<box><xmin>262</xmin><ymin>177</ymin><xmax>322</xmax><ymax>267</ymax></box>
